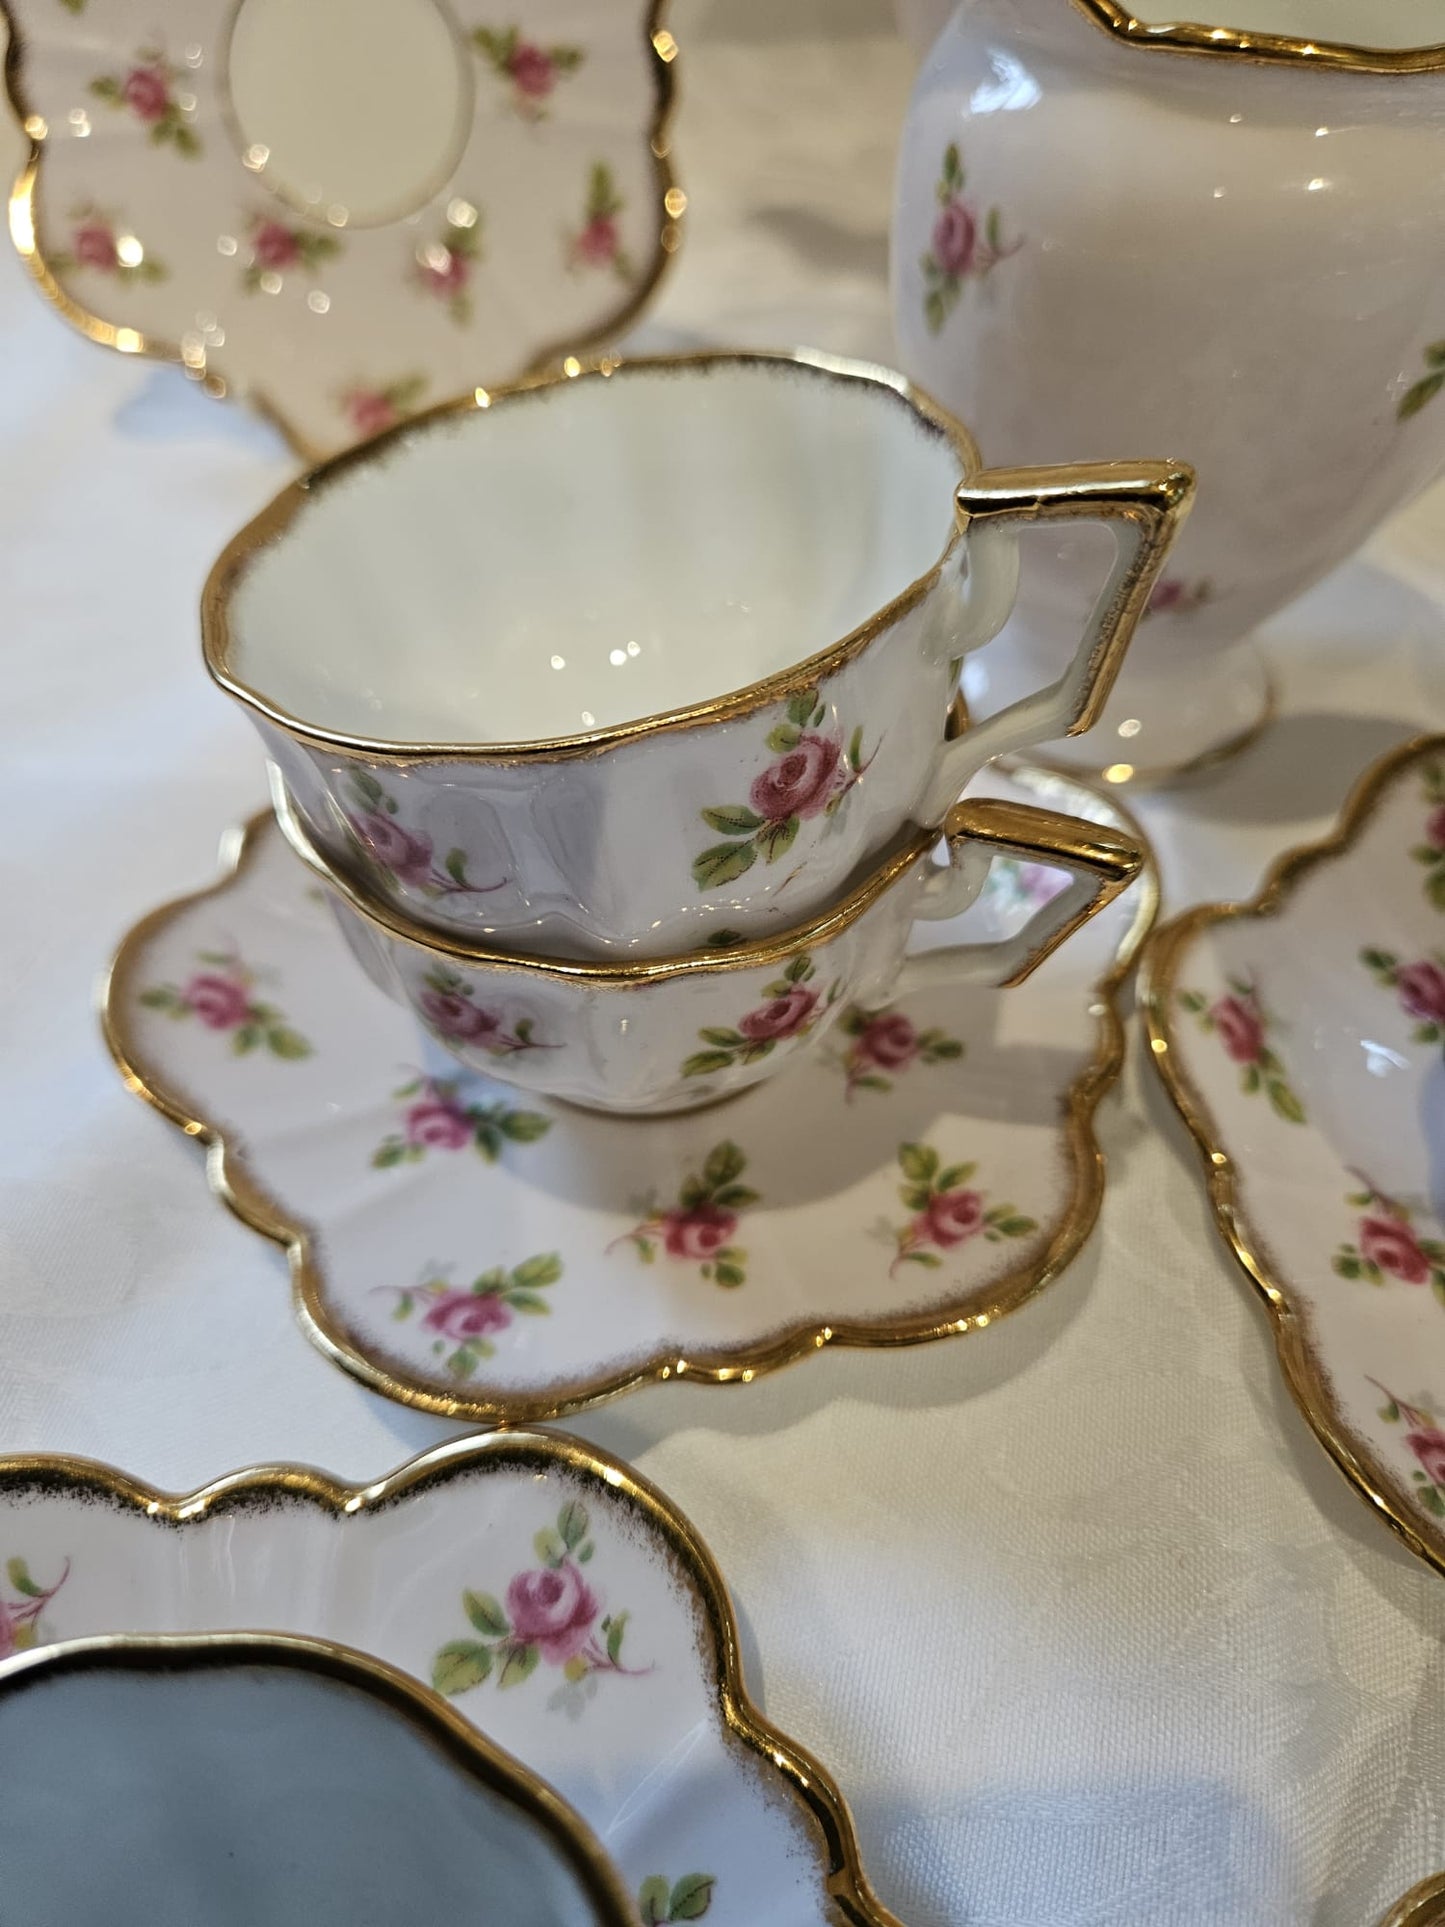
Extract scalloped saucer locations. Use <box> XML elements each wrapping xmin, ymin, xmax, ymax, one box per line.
<box><xmin>103</xmin><ymin>763</ymin><xmax>1157</xmax><ymax>1424</ymax></box>
<box><xmin>0</xmin><ymin>1428</ymin><xmax>897</xmax><ymax>1927</ymax></box>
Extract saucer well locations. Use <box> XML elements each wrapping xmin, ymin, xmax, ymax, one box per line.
<box><xmin>1145</xmin><ymin>733</ymin><xmax>1445</xmax><ymax>1579</ymax></box>
<box><xmin>102</xmin><ymin>763</ymin><xmax>1157</xmax><ymax>1424</ymax></box>
<box><xmin>0</xmin><ymin>1429</ymin><xmax>899</xmax><ymax>1927</ymax></box>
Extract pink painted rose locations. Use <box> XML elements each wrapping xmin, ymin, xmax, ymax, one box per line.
<box><xmin>405</xmin><ymin>1097</ymin><xmax>472</xmax><ymax>1150</ymax></box>
<box><xmin>505</xmin><ymin>1561</ymin><xmax>599</xmax><ymax>1663</ymax></box>
<box><xmin>749</xmin><ymin>734</ymin><xmax>842</xmax><ymax>823</ymax></box>
<box><xmin>73</xmin><ymin>220</ymin><xmax>118</xmax><ymax>271</ymax></box>
<box><xmin>123</xmin><ymin>65</ymin><xmax>170</xmax><ymax>122</ymax></box>
<box><xmin>422</xmin><ymin>249</ymin><xmax>468</xmax><ymax>299</ymax></box>
<box><xmin>1395</xmin><ymin>959</ymin><xmax>1445</xmax><ymax>1025</ymax></box>
<box><xmin>1428</xmin><ymin>805</ymin><xmax>1445</xmax><ymax>851</ymax></box>
<box><xmin>347</xmin><ymin>391</ymin><xmax>399</xmax><ymax>438</ymax></box>
<box><xmin>1359</xmin><ymin>1215</ymin><xmax>1431</xmax><ymax>1285</ymax></box>
<box><xmin>419</xmin><ymin>989</ymin><xmax>503</xmax><ymax>1045</ymax></box>
<box><xmin>509</xmin><ymin>41</ymin><xmax>556</xmax><ymax>98</ymax></box>
<box><xmin>661</xmin><ymin>1204</ymin><xmax>737</xmax><ymax>1261</ymax></box>
<box><xmin>252</xmin><ymin>220</ymin><xmax>300</xmax><ymax>270</ymax></box>
<box><xmin>1406</xmin><ymin>1426</ymin><xmax>1445</xmax><ymax>1487</ymax></box>
<box><xmin>421</xmin><ymin>1288</ymin><xmax>511</xmax><ymax>1342</ymax></box>
<box><xmin>924</xmin><ymin>1187</ymin><xmax>985</xmax><ymax>1248</ymax></box>
<box><xmin>184</xmin><ymin>973</ymin><xmax>250</xmax><ymax>1030</ymax></box>
<box><xmin>739</xmin><ymin>983</ymin><xmax>819</xmax><ymax>1043</ymax></box>
<box><xmin>931</xmin><ymin>199</ymin><xmax>977</xmax><ymax>278</ymax></box>
<box><xmin>574</xmin><ymin>215</ymin><xmax>618</xmax><ymax>267</ymax></box>
<box><xmin>1147</xmin><ymin>577</ymin><xmax>1188</xmax><ymax>615</ymax></box>
<box><xmin>856</xmin><ymin>1011</ymin><xmax>918</xmax><ymax>1071</ymax></box>
<box><xmin>0</xmin><ymin>1597</ymin><xmax>16</xmax><ymax>1661</ymax></box>
<box><xmin>348</xmin><ymin>810</ymin><xmax>434</xmax><ymax>885</ymax></box>
<box><xmin>1209</xmin><ymin>993</ymin><xmax>1264</xmax><ymax>1065</ymax></box>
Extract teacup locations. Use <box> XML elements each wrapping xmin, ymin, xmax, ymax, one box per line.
<box><xmin>205</xmin><ymin>349</ymin><xmax>1190</xmax><ymax>959</ymax></box>
<box><xmin>272</xmin><ymin>768</ymin><xmax>1143</xmax><ymax>1115</ymax></box>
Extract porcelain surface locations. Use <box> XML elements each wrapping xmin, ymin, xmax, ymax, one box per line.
<box><xmin>0</xmin><ymin>1634</ymin><xmax>633</xmax><ymax>1927</ymax></box>
<box><xmin>205</xmin><ymin>350</ymin><xmax>1189</xmax><ymax>957</ymax></box>
<box><xmin>0</xmin><ymin>1431</ymin><xmax>900</xmax><ymax>1927</ymax></box>
<box><xmin>1146</xmin><ymin>734</ymin><xmax>1445</xmax><ymax>1580</ymax></box>
<box><xmin>892</xmin><ymin>0</ymin><xmax>1445</xmax><ymax>781</ymax></box>
<box><xmin>102</xmin><ymin>764</ymin><xmax>1153</xmax><ymax>1421</ymax></box>
<box><xmin>2</xmin><ymin>0</ymin><xmax>680</xmax><ymax>458</ymax></box>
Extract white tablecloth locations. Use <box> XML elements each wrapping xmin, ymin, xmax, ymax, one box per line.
<box><xmin>1</xmin><ymin>20</ymin><xmax>1442</xmax><ymax>1925</ymax></box>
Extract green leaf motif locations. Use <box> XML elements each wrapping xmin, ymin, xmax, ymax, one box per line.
<box><xmin>1429</xmin><ymin>871</ymin><xmax>1445</xmax><ymax>913</ymax></box>
<box><xmin>5</xmin><ymin>1557</ymin><xmax>41</xmax><ymax>1599</ymax></box>
<box><xmin>783</xmin><ymin>953</ymin><xmax>813</xmax><ymax>984</ymax></box>
<box><xmin>766</xmin><ymin>723</ymin><xmax>801</xmax><ymax>753</ymax></box>
<box><xmin>669</xmin><ymin>1874</ymin><xmax>717</xmax><ymax>1920</ymax></box>
<box><xmin>513</xmin><ymin>1252</ymin><xmax>563</xmax><ymax>1290</ymax></box>
<box><xmin>558</xmin><ymin>1498</ymin><xmax>589</xmax><ymax>1551</ymax></box>
<box><xmin>701</xmin><ymin>804</ymin><xmax>764</xmax><ymax>837</ymax></box>
<box><xmin>1399</xmin><ymin>371</ymin><xmax>1445</xmax><ymax>421</ymax></box>
<box><xmin>1422</xmin><ymin>1485</ymin><xmax>1445</xmax><ymax>1516</ymax></box>
<box><xmin>498</xmin><ymin>1641</ymin><xmax>540</xmax><ymax>1689</ymax></box>
<box><xmin>507</xmin><ymin>1292</ymin><xmax>551</xmax><ymax>1315</ymax></box>
<box><xmin>757</xmin><ymin>816</ymin><xmax>799</xmax><ymax>864</ymax></box>
<box><xmin>936</xmin><ymin>1161</ymin><xmax>977</xmax><ymax>1192</ymax></box>
<box><xmin>786</xmin><ymin>690</ymin><xmax>819</xmax><ymax>727</ymax></box>
<box><xmin>713</xmin><ymin>1260</ymin><xmax>746</xmax><ymax>1288</ymax></box>
<box><xmin>638</xmin><ymin>1877</ymin><xmax>671</xmax><ymax>1925</ymax></box>
<box><xmin>683</xmin><ymin>1050</ymin><xmax>736</xmax><ymax>1078</ymax></box>
<box><xmin>1333</xmin><ymin>1254</ymin><xmax>1363</xmax><ymax>1280</ymax></box>
<box><xmin>700</xmin><ymin>1027</ymin><xmax>745</xmax><ymax>1048</ymax></box>
<box><xmin>464</xmin><ymin>1590</ymin><xmax>509</xmax><ymax>1637</ymax></box>
<box><xmin>848</xmin><ymin>725</ymin><xmax>865</xmax><ymax>772</ymax></box>
<box><xmin>445</xmin><ymin>847</ymin><xmax>469</xmax><ymax>886</ymax></box>
<box><xmin>535</xmin><ymin>1527</ymin><xmax>566</xmax><ymax>1567</ymax></box>
<box><xmin>266</xmin><ymin>1026</ymin><xmax>311</xmax><ymax>1060</ymax></box>
<box><xmin>605</xmin><ymin>1610</ymin><xmax>629</xmax><ymax>1663</ymax></box>
<box><xmin>1266</xmin><ymin>1079</ymin><xmax>1305</xmax><ymax>1124</ymax></box>
<box><xmin>432</xmin><ymin>1640</ymin><xmax>493</xmax><ymax>1695</ymax></box>
<box><xmin>501</xmin><ymin>1109</ymin><xmax>551</xmax><ymax>1143</ymax></box>
<box><xmin>898</xmin><ymin>1142</ymin><xmax>939</xmax><ymax>1184</ymax></box>
<box><xmin>693</xmin><ymin>842</ymin><xmax>758</xmax><ymax>890</ymax></box>
<box><xmin>704</xmin><ymin>1141</ymin><xmax>746</xmax><ymax>1188</ymax></box>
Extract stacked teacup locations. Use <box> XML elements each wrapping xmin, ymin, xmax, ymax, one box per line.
<box><xmin>203</xmin><ymin>351</ymin><xmax>1192</xmax><ymax>1115</ymax></box>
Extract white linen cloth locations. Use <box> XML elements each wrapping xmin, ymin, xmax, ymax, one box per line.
<box><xmin>0</xmin><ymin>17</ymin><xmax>1442</xmax><ymax>1924</ymax></box>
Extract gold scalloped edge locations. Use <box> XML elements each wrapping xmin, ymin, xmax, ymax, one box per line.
<box><xmin>1377</xmin><ymin>1873</ymin><xmax>1445</xmax><ymax>1927</ymax></box>
<box><xmin>99</xmin><ymin>767</ymin><xmax>1157</xmax><ymax>1426</ymax></box>
<box><xmin>1067</xmin><ymin>0</ymin><xmax>1445</xmax><ymax>73</ymax></box>
<box><xmin>1142</xmin><ymin>730</ymin><xmax>1445</xmax><ymax>1582</ymax></box>
<box><xmin>0</xmin><ymin>1428</ymin><xmax>905</xmax><ymax>1927</ymax></box>
<box><xmin>1</xmin><ymin>0</ymin><xmax>683</xmax><ymax>462</ymax></box>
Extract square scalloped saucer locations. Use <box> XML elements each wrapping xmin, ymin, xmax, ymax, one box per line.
<box><xmin>0</xmin><ymin>1427</ymin><xmax>897</xmax><ymax>1926</ymax></box>
<box><xmin>3</xmin><ymin>0</ymin><xmax>680</xmax><ymax>457</ymax></box>
<box><xmin>1145</xmin><ymin>734</ymin><xmax>1445</xmax><ymax>1580</ymax></box>
<box><xmin>102</xmin><ymin>763</ymin><xmax>1156</xmax><ymax>1426</ymax></box>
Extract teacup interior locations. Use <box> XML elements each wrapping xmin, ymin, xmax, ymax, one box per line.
<box><xmin>227</xmin><ymin>358</ymin><xmax>965</xmax><ymax>743</ymax></box>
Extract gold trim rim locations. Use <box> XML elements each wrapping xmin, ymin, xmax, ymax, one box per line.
<box><xmin>1068</xmin><ymin>0</ymin><xmax>1445</xmax><ymax>72</ymax></box>
<box><xmin>1142</xmin><ymin>729</ymin><xmax>1445</xmax><ymax>1582</ymax></box>
<box><xmin>201</xmin><ymin>347</ymin><xmax>982</xmax><ymax>765</ymax></box>
<box><xmin>100</xmin><ymin>764</ymin><xmax>1159</xmax><ymax>1425</ymax></box>
<box><xmin>0</xmin><ymin>1428</ymin><xmax>906</xmax><ymax>1927</ymax></box>
<box><xmin>1377</xmin><ymin>1874</ymin><xmax>1445</xmax><ymax>1927</ymax></box>
<box><xmin>2</xmin><ymin>0</ymin><xmax>685</xmax><ymax>464</ymax></box>
<box><xmin>0</xmin><ymin>1628</ymin><xmax>637</xmax><ymax>1927</ymax></box>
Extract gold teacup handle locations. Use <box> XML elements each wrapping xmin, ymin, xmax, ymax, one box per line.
<box><xmin>919</xmin><ymin>461</ymin><xmax>1195</xmax><ymax>823</ymax></box>
<box><xmin>890</xmin><ymin>796</ymin><xmax>1143</xmax><ymax>995</ymax></box>
<box><xmin>1375</xmin><ymin>1874</ymin><xmax>1445</xmax><ymax>1927</ymax></box>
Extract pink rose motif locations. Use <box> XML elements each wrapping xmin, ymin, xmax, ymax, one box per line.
<box><xmin>183</xmin><ymin>973</ymin><xmax>251</xmax><ymax>1030</ymax></box>
<box><xmin>348</xmin><ymin>810</ymin><xmax>434</xmax><ymax>886</ymax></box>
<box><xmin>509</xmin><ymin>41</ymin><xmax>555</xmax><ymax>98</ymax></box>
<box><xmin>931</xmin><ymin>199</ymin><xmax>977</xmax><ymax>278</ymax></box>
<box><xmin>924</xmin><ymin>1188</ymin><xmax>985</xmax><ymax>1248</ymax></box>
<box><xmin>347</xmin><ymin>391</ymin><xmax>399</xmax><ymax>438</ymax></box>
<box><xmin>574</xmin><ymin>215</ymin><xmax>618</xmax><ymax>267</ymax></box>
<box><xmin>1406</xmin><ymin>1427</ymin><xmax>1445</xmax><ymax>1487</ymax></box>
<box><xmin>1395</xmin><ymin>959</ymin><xmax>1445</xmax><ymax>1025</ymax></box>
<box><xmin>74</xmin><ymin>220</ymin><xmax>118</xmax><ymax>271</ymax></box>
<box><xmin>1209</xmin><ymin>993</ymin><xmax>1264</xmax><ymax>1065</ymax></box>
<box><xmin>661</xmin><ymin>1204</ymin><xmax>737</xmax><ymax>1261</ymax></box>
<box><xmin>749</xmin><ymin>734</ymin><xmax>843</xmax><ymax>823</ymax></box>
<box><xmin>856</xmin><ymin>1011</ymin><xmax>918</xmax><ymax>1071</ymax></box>
<box><xmin>0</xmin><ymin>1597</ymin><xmax>16</xmax><ymax>1662</ymax></box>
<box><xmin>252</xmin><ymin>220</ymin><xmax>300</xmax><ymax>271</ymax></box>
<box><xmin>405</xmin><ymin>1097</ymin><xmax>472</xmax><ymax>1150</ymax></box>
<box><xmin>123</xmin><ymin>65</ymin><xmax>170</xmax><ymax>122</ymax></box>
<box><xmin>1427</xmin><ymin>805</ymin><xmax>1445</xmax><ymax>851</ymax></box>
<box><xmin>419</xmin><ymin>989</ymin><xmax>502</xmax><ymax>1045</ymax></box>
<box><xmin>421</xmin><ymin>1289</ymin><xmax>511</xmax><ymax>1342</ymax></box>
<box><xmin>1147</xmin><ymin>578</ymin><xmax>1189</xmax><ymax>616</ymax></box>
<box><xmin>506</xmin><ymin>1561</ymin><xmax>599</xmax><ymax>1664</ymax></box>
<box><xmin>1359</xmin><ymin>1215</ymin><xmax>1431</xmax><ymax>1285</ymax></box>
<box><xmin>739</xmin><ymin>983</ymin><xmax>819</xmax><ymax>1043</ymax></box>
<box><xmin>422</xmin><ymin>249</ymin><xmax>468</xmax><ymax>299</ymax></box>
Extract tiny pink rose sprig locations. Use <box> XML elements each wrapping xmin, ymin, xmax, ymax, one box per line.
<box><xmin>372</xmin><ymin>1074</ymin><xmax>550</xmax><ymax>1169</ymax></box>
<box><xmin>386</xmin><ymin>1252</ymin><xmax>561</xmax><ymax>1379</ymax></box>
<box><xmin>243</xmin><ymin>213</ymin><xmax>341</xmax><ymax>293</ymax></box>
<box><xmin>431</xmin><ymin>1498</ymin><xmax>647</xmax><ymax>1705</ymax></box>
<box><xmin>1410</xmin><ymin>761</ymin><xmax>1445</xmax><ymax>912</ymax></box>
<box><xmin>417</xmin><ymin>967</ymin><xmax>554</xmax><ymax>1058</ymax></box>
<box><xmin>50</xmin><ymin>205</ymin><xmax>165</xmax><ymax>283</ymax></box>
<box><xmin>473</xmin><ymin>25</ymin><xmax>583</xmax><ymax>118</ymax></box>
<box><xmin>139</xmin><ymin>949</ymin><xmax>311</xmax><ymax>1060</ymax></box>
<box><xmin>338</xmin><ymin>374</ymin><xmax>429</xmax><ymax>441</ymax></box>
<box><xmin>1143</xmin><ymin>576</ymin><xmax>1212</xmax><ymax>621</ymax></box>
<box><xmin>413</xmin><ymin>212</ymin><xmax>484</xmax><ymax>325</ymax></box>
<box><xmin>693</xmin><ymin>691</ymin><xmax>874</xmax><ymax>890</ymax></box>
<box><xmin>1399</xmin><ymin>340</ymin><xmax>1445</xmax><ymax>422</ymax></box>
<box><xmin>0</xmin><ymin>1555</ymin><xmax>69</xmax><ymax>1660</ymax></box>
<box><xmin>1361</xmin><ymin>945</ymin><xmax>1445</xmax><ymax>1045</ymax></box>
<box><xmin>681</xmin><ymin>952</ymin><xmax>835</xmax><ymax>1080</ymax></box>
<box><xmin>1371</xmin><ymin>1379</ymin><xmax>1445</xmax><ymax>1517</ymax></box>
<box><xmin>921</xmin><ymin>142</ymin><xmax>1021</xmax><ymax>336</ymax></box>
<box><xmin>1334</xmin><ymin>1181</ymin><xmax>1445</xmax><ymax>1308</ymax></box>
<box><xmin>836</xmin><ymin>1004</ymin><xmax>963</xmax><ymax>1101</ymax></box>
<box><xmin>889</xmin><ymin>1141</ymin><xmax>1035</xmax><ymax>1278</ymax></box>
<box><xmin>90</xmin><ymin>49</ymin><xmax>199</xmax><ymax>154</ymax></box>
<box><xmin>568</xmin><ymin>162</ymin><xmax>631</xmax><ymax>279</ymax></box>
<box><xmin>610</xmin><ymin>1140</ymin><xmax>757</xmax><ymax>1289</ymax></box>
<box><xmin>344</xmin><ymin>769</ymin><xmax>506</xmax><ymax>897</ymax></box>
<box><xmin>1177</xmin><ymin>978</ymin><xmax>1304</xmax><ymax>1123</ymax></box>
<box><xmin>638</xmin><ymin>1875</ymin><xmax>716</xmax><ymax>1923</ymax></box>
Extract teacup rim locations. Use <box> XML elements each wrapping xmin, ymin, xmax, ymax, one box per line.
<box><xmin>0</xmin><ymin>1629</ymin><xmax>637</xmax><ymax>1927</ymax></box>
<box><xmin>202</xmin><ymin>348</ymin><xmax>982</xmax><ymax>768</ymax></box>
<box><xmin>1066</xmin><ymin>0</ymin><xmax>1445</xmax><ymax>71</ymax></box>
